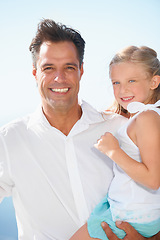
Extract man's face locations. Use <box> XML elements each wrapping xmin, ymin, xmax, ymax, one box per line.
<box><xmin>33</xmin><ymin>41</ymin><xmax>83</xmax><ymax>114</ymax></box>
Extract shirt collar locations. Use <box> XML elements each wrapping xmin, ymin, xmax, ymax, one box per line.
<box><xmin>27</xmin><ymin>100</ymin><xmax>105</xmax><ymax>130</ymax></box>
<box><xmin>79</xmin><ymin>99</ymin><xmax>105</xmax><ymax>124</ymax></box>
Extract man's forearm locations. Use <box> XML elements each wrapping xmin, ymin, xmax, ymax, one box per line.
<box><xmin>149</xmin><ymin>231</ymin><xmax>160</xmax><ymax>240</ymax></box>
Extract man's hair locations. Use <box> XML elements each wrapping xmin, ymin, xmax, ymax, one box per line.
<box><xmin>29</xmin><ymin>19</ymin><xmax>85</xmax><ymax>68</ymax></box>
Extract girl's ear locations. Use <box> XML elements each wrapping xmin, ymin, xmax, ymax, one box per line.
<box><xmin>150</xmin><ymin>75</ymin><xmax>160</xmax><ymax>90</ymax></box>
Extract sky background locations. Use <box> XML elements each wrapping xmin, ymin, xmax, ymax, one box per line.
<box><xmin>0</xmin><ymin>0</ymin><xmax>160</xmax><ymax>239</ymax></box>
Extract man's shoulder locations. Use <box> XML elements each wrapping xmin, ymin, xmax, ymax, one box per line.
<box><xmin>0</xmin><ymin>115</ymin><xmax>31</xmax><ymax>137</ymax></box>
<box><xmin>102</xmin><ymin>111</ymin><xmax>128</xmax><ymax>123</ymax></box>
<box><xmin>81</xmin><ymin>100</ymin><xmax>128</xmax><ymax>129</ymax></box>
<box><xmin>0</xmin><ymin>106</ymin><xmax>43</xmax><ymax>136</ymax></box>
<box><xmin>98</xmin><ymin>111</ymin><xmax>128</xmax><ymax>133</ymax></box>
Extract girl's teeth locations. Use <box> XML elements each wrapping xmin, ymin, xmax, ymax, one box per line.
<box><xmin>122</xmin><ymin>97</ymin><xmax>133</xmax><ymax>100</ymax></box>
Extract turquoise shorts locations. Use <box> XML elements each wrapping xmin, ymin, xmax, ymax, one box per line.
<box><xmin>87</xmin><ymin>195</ymin><xmax>160</xmax><ymax>240</ymax></box>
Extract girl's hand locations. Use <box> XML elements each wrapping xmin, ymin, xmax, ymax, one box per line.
<box><xmin>94</xmin><ymin>132</ymin><xmax>120</xmax><ymax>158</ymax></box>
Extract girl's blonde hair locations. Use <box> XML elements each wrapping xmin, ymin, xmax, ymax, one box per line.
<box><xmin>109</xmin><ymin>46</ymin><xmax>160</xmax><ymax>115</ymax></box>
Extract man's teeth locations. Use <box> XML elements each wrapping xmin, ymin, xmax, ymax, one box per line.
<box><xmin>51</xmin><ymin>88</ymin><xmax>69</xmax><ymax>93</ymax></box>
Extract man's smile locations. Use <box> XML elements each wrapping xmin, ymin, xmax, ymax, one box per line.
<box><xmin>50</xmin><ymin>88</ymin><xmax>69</xmax><ymax>93</ymax></box>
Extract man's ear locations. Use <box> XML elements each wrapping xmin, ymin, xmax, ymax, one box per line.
<box><xmin>80</xmin><ymin>63</ymin><xmax>84</xmax><ymax>80</ymax></box>
<box><xmin>150</xmin><ymin>75</ymin><xmax>160</xmax><ymax>90</ymax></box>
<box><xmin>32</xmin><ymin>65</ymin><xmax>37</xmax><ymax>79</ymax></box>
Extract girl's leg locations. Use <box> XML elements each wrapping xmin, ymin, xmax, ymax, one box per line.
<box><xmin>70</xmin><ymin>223</ymin><xmax>99</xmax><ymax>240</ymax></box>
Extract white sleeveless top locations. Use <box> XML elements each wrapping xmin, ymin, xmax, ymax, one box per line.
<box><xmin>108</xmin><ymin>100</ymin><xmax>160</xmax><ymax>223</ymax></box>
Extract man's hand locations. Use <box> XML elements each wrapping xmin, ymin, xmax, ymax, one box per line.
<box><xmin>101</xmin><ymin>221</ymin><xmax>160</xmax><ymax>240</ymax></box>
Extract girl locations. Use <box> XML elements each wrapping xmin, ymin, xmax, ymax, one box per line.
<box><xmin>70</xmin><ymin>46</ymin><xmax>160</xmax><ymax>239</ymax></box>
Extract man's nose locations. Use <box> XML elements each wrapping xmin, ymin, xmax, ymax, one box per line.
<box><xmin>54</xmin><ymin>70</ymin><xmax>65</xmax><ymax>82</ymax></box>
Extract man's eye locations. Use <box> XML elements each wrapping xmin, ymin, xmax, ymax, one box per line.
<box><xmin>66</xmin><ymin>66</ymin><xmax>75</xmax><ymax>70</ymax></box>
<box><xmin>129</xmin><ymin>80</ymin><xmax>135</xmax><ymax>83</ymax></box>
<box><xmin>44</xmin><ymin>67</ymin><xmax>53</xmax><ymax>71</ymax></box>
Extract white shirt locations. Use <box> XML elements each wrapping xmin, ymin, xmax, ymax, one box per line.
<box><xmin>0</xmin><ymin>101</ymin><xmax>127</xmax><ymax>240</ymax></box>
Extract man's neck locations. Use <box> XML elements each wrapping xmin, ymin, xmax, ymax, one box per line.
<box><xmin>42</xmin><ymin>105</ymin><xmax>82</xmax><ymax>136</ymax></box>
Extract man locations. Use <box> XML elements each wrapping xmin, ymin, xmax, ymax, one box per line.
<box><xmin>0</xmin><ymin>19</ymin><xmax>159</xmax><ymax>240</ymax></box>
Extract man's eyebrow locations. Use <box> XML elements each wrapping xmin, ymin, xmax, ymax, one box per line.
<box><xmin>41</xmin><ymin>63</ymin><xmax>79</xmax><ymax>68</ymax></box>
<box><xmin>41</xmin><ymin>63</ymin><xmax>54</xmax><ymax>68</ymax></box>
<box><xmin>65</xmin><ymin>63</ymin><xmax>78</xmax><ymax>67</ymax></box>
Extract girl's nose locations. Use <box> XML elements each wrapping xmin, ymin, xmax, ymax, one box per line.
<box><xmin>120</xmin><ymin>84</ymin><xmax>129</xmax><ymax>94</ymax></box>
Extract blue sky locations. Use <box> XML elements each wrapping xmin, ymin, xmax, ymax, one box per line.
<box><xmin>1</xmin><ymin>0</ymin><xmax>160</xmax><ymax>125</ymax></box>
<box><xmin>0</xmin><ymin>0</ymin><xmax>160</xmax><ymax>238</ymax></box>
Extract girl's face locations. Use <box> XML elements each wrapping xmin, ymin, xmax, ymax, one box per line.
<box><xmin>110</xmin><ymin>62</ymin><xmax>155</xmax><ymax>110</ymax></box>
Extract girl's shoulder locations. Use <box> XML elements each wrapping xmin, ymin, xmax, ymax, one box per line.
<box><xmin>136</xmin><ymin>109</ymin><xmax>160</xmax><ymax>120</ymax></box>
<box><xmin>135</xmin><ymin>109</ymin><xmax>160</xmax><ymax>130</ymax></box>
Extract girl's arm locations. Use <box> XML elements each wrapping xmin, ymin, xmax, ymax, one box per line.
<box><xmin>95</xmin><ymin>110</ymin><xmax>160</xmax><ymax>190</ymax></box>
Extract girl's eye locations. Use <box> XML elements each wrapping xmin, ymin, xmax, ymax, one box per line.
<box><xmin>129</xmin><ymin>80</ymin><xmax>135</xmax><ymax>83</ymax></box>
<box><xmin>112</xmin><ymin>81</ymin><xmax>120</xmax><ymax>85</ymax></box>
